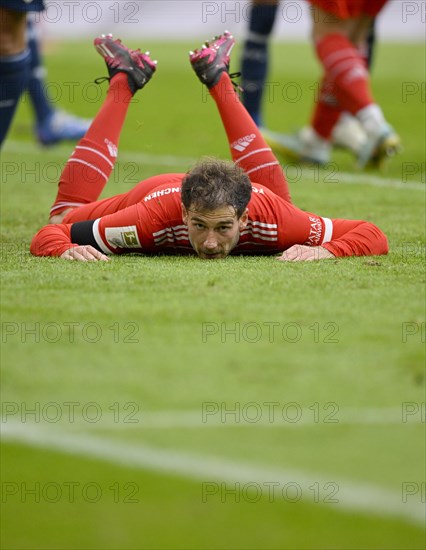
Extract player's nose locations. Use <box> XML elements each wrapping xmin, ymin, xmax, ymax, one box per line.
<box><xmin>203</xmin><ymin>231</ymin><xmax>218</xmax><ymax>248</ymax></box>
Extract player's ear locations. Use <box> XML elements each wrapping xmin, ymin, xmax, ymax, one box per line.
<box><xmin>239</xmin><ymin>208</ymin><xmax>249</xmax><ymax>229</ymax></box>
<box><xmin>181</xmin><ymin>204</ymin><xmax>189</xmax><ymax>224</ymax></box>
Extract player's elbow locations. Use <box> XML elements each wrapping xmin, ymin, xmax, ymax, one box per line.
<box><xmin>371</xmin><ymin>223</ymin><xmax>389</xmax><ymax>256</ymax></box>
<box><xmin>379</xmin><ymin>233</ymin><xmax>389</xmax><ymax>255</ymax></box>
<box><xmin>30</xmin><ymin>231</ymin><xmax>44</xmax><ymax>257</ymax></box>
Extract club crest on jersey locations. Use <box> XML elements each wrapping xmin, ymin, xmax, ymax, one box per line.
<box><xmin>231</xmin><ymin>134</ymin><xmax>256</xmax><ymax>152</ymax></box>
<box><xmin>105</xmin><ymin>226</ymin><xmax>141</xmax><ymax>248</ymax></box>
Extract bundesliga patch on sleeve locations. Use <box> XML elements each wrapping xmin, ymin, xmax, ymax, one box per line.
<box><xmin>105</xmin><ymin>226</ymin><xmax>141</xmax><ymax>249</ymax></box>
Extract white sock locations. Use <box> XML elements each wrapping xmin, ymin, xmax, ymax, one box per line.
<box><xmin>356</xmin><ymin>104</ymin><xmax>386</xmax><ymax>138</ymax></box>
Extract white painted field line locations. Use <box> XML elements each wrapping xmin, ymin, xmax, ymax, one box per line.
<box><xmin>3</xmin><ymin>141</ymin><xmax>425</xmax><ymax>191</ymax></box>
<box><xmin>2</xmin><ymin>421</ymin><xmax>424</xmax><ymax>527</ymax></box>
<box><xmin>323</xmin><ymin>170</ymin><xmax>423</xmax><ymax>191</ymax></box>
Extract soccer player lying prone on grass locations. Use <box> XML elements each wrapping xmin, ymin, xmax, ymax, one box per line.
<box><xmin>30</xmin><ymin>32</ymin><xmax>388</xmax><ymax>262</ymax></box>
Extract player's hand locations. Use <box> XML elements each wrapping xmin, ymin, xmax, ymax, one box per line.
<box><xmin>278</xmin><ymin>245</ymin><xmax>335</xmax><ymax>262</ymax></box>
<box><xmin>60</xmin><ymin>245</ymin><xmax>110</xmax><ymax>262</ymax></box>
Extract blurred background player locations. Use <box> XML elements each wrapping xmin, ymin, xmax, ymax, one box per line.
<box><xmin>240</xmin><ymin>0</ymin><xmax>374</xmax><ymax>161</ymax></box>
<box><xmin>240</xmin><ymin>0</ymin><xmax>398</xmax><ymax>168</ymax></box>
<box><xmin>0</xmin><ymin>0</ymin><xmax>41</xmax><ymax>147</ymax></box>
<box><xmin>255</xmin><ymin>0</ymin><xmax>400</xmax><ymax>168</ymax></box>
<box><xmin>26</xmin><ymin>18</ymin><xmax>91</xmax><ymax>145</ymax></box>
<box><xmin>240</xmin><ymin>0</ymin><xmax>278</xmax><ymax>128</ymax></box>
<box><xmin>0</xmin><ymin>1</ymin><xmax>90</xmax><ymax>148</ymax></box>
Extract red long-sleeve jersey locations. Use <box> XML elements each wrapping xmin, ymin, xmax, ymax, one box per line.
<box><xmin>30</xmin><ymin>174</ymin><xmax>388</xmax><ymax>259</ymax></box>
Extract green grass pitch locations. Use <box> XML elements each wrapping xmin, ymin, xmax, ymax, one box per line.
<box><xmin>1</xmin><ymin>40</ymin><xmax>425</xmax><ymax>549</ymax></box>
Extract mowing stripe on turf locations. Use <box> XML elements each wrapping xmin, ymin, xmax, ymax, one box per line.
<box><xmin>39</xmin><ymin>406</ymin><xmax>424</xmax><ymax>430</ymax></box>
<box><xmin>2</xmin><ymin>421</ymin><xmax>424</xmax><ymax>527</ymax></box>
<box><xmin>3</xmin><ymin>141</ymin><xmax>425</xmax><ymax>191</ymax></box>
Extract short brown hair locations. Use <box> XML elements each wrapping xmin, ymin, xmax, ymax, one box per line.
<box><xmin>181</xmin><ymin>157</ymin><xmax>252</xmax><ymax>218</ymax></box>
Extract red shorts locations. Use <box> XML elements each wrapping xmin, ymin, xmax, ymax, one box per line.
<box><xmin>309</xmin><ymin>0</ymin><xmax>388</xmax><ymax>18</ymax></box>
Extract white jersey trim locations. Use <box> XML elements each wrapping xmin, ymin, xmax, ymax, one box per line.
<box><xmin>153</xmin><ymin>225</ymin><xmax>189</xmax><ymax>246</ymax></box>
<box><xmin>92</xmin><ymin>218</ymin><xmax>113</xmax><ymax>254</ymax></box>
<box><xmin>321</xmin><ymin>217</ymin><xmax>333</xmax><ymax>244</ymax></box>
<box><xmin>241</xmin><ymin>220</ymin><xmax>279</xmax><ymax>242</ymax></box>
<box><xmin>155</xmin><ymin>235</ymin><xmax>189</xmax><ymax>245</ymax></box>
<box><xmin>153</xmin><ymin>225</ymin><xmax>187</xmax><ymax>238</ymax></box>
<box><xmin>250</xmin><ymin>221</ymin><xmax>278</xmax><ymax>229</ymax></box>
<box><xmin>244</xmin><ymin>223</ymin><xmax>278</xmax><ymax>236</ymax></box>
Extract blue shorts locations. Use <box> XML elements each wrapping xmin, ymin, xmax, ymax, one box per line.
<box><xmin>0</xmin><ymin>0</ymin><xmax>44</xmax><ymax>12</ymax></box>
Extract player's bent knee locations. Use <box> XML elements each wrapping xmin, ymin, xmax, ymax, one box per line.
<box><xmin>49</xmin><ymin>208</ymin><xmax>73</xmax><ymax>225</ymax></box>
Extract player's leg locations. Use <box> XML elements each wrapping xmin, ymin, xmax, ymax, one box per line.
<box><xmin>190</xmin><ymin>32</ymin><xmax>291</xmax><ymax>203</ymax></box>
<box><xmin>62</xmin><ymin>173</ymin><xmax>184</xmax><ymax>223</ymax></box>
<box><xmin>26</xmin><ymin>18</ymin><xmax>92</xmax><ymax>146</ymax></box>
<box><xmin>268</xmin><ymin>6</ymin><xmax>397</xmax><ymax>168</ymax></box>
<box><xmin>209</xmin><ymin>75</ymin><xmax>291</xmax><ymax>203</ymax></box>
<box><xmin>49</xmin><ymin>72</ymin><xmax>132</xmax><ymax>222</ymax></box>
<box><xmin>49</xmin><ymin>35</ymin><xmax>157</xmax><ymax>222</ymax></box>
<box><xmin>330</xmin><ymin>17</ymin><xmax>375</xmax><ymax>156</ymax></box>
<box><xmin>304</xmin><ymin>75</ymin><xmax>366</xmax><ymax>162</ymax></box>
<box><xmin>330</xmin><ymin>17</ymin><xmax>377</xmax><ymax>154</ymax></box>
<box><xmin>312</xmin><ymin>7</ymin><xmax>399</xmax><ymax>167</ymax></box>
<box><xmin>262</xmin><ymin>8</ymin><xmax>362</xmax><ymax>164</ymax></box>
<box><xmin>304</xmin><ymin>13</ymin><xmax>377</xmax><ymax>148</ymax></box>
<box><xmin>315</xmin><ymin>12</ymin><xmax>374</xmax><ymax>111</ymax></box>
<box><xmin>240</xmin><ymin>0</ymin><xmax>278</xmax><ymax>126</ymax></box>
<box><xmin>0</xmin><ymin>7</ymin><xmax>31</xmax><ymax>146</ymax></box>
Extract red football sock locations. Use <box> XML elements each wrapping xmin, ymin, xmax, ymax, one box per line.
<box><xmin>50</xmin><ymin>73</ymin><xmax>133</xmax><ymax>217</ymax></box>
<box><xmin>315</xmin><ymin>33</ymin><xmax>374</xmax><ymax>116</ymax></box>
<box><xmin>311</xmin><ymin>77</ymin><xmax>342</xmax><ymax>140</ymax></box>
<box><xmin>209</xmin><ymin>72</ymin><xmax>291</xmax><ymax>203</ymax></box>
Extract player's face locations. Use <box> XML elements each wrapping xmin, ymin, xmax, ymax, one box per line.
<box><xmin>182</xmin><ymin>205</ymin><xmax>248</xmax><ymax>260</ymax></box>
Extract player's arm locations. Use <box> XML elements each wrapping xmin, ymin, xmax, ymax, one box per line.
<box><xmin>278</xmin><ymin>219</ymin><xmax>388</xmax><ymax>261</ymax></box>
<box><xmin>321</xmin><ymin>219</ymin><xmax>389</xmax><ymax>257</ymax></box>
<box><xmin>30</xmin><ymin>223</ymin><xmax>109</xmax><ymax>261</ymax></box>
<box><xmin>31</xmin><ymin>202</ymin><xmax>152</xmax><ymax>261</ymax></box>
